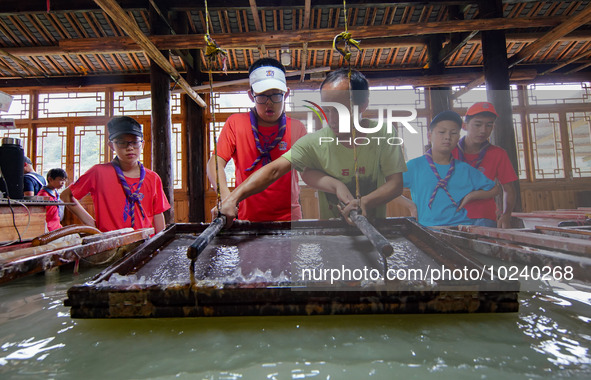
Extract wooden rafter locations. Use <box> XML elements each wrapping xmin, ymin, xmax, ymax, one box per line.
<box><xmin>8</xmin><ymin>15</ymin><xmax>41</xmax><ymax>45</ymax></box>
<box><xmin>249</xmin><ymin>0</ymin><xmax>262</xmax><ymax>32</ymax></box>
<box><xmin>92</xmin><ymin>0</ymin><xmax>205</xmax><ymax>107</ymax></box>
<box><xmin>541</xmin><ymin>46</ymin><xmax>591</xmax><ymax>75</ymax></box>
<box><xmin>27</xmin><ymin>14</ymin><xmax>56</xmax><ymax>44</ymax></box>
<box><xmin>0</xmin><ymin>48</ymin><xmax>47</xmax><ymax>77</ymax></box>
<box><xmin>565</xmin><ymin>61</ymin><xmax>591</xmax><ymax>74</ymax></box>
<box><xmin>303</xmin><ymin>0</ymin><xmax>311</xmax><ymax>30</ymax></box>
<box><xmin>129</xmin><ymin>66</ymin><xmax>331</xmax><ymax>101</ymax></box>
<box><xmin>49</xmin><ymin>16</ymin><xmax>563</xmax><ymax>58</ymax></box>
<box><xmin>248</xmin><ymin>0</ymin><xmax>266</xmax><ymax>57</ymax></box>
<box><xmin>508</xmin><ymin>4</ymin><xmax>591</xmax><ymax>68</ymax></box>
<box><xmin>453</xmin><ymin>4</ymin><xmax>591</xmax><ymax>99</ymax></box>
<box><xmin>439</xmin><ymin>30</ymin><xmax>479</xmax><ymax>64</ymax></box>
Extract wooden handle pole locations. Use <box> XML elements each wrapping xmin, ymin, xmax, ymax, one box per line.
<box><xmin>187</xmin><ymin>215</ymin><xmax>226</xmax><ymax>261</ymax></box>
<box><xmin>349</xmin><ymin>209</ymin><xmax>393</xmax><ymax>257</ymax></box>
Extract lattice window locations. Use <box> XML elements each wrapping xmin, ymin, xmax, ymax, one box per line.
<box><xmin>211</xmin><ymin>92</ymin><xmax>252</xmax><ymax>114</ymax></box>
<box><xmin>208</xmin><ymin>121</ymin><xmax>235</xmax><ymax>187</ymax></box>
<box><xmin>36</xmin><ymin>126</ymin><xmax>67</xmax><ymax>178</ymax></box>
<box><xmin>113</xmin><ymin>91</ymin><xmax>182</xmax><ymax>116</ymax></box>
<box><xmin>74</xmin><ymin>125</ymin><xmax>106</xmax><ymax>182</ymax></box>
<box><xmin>513</xmin><ymin>113</ymin><xmax>527</xmax><ymax>180</ymax></box>
<box><xmin>370</xmin><ymin>86</ymin><xmax>426</xmax><ymax>108</ymax></box>
<box><xmin>529</xmin><ymin>113</ymin><xmax>564</xmax><ymax>179</ymax></box>
<box><xmin>0</xmin><ymin>127</ymin><xmax>29</xmax><ymax>154</ymax></box>
<box><xmin>527</xmin><ymin>83</ymin><xmax>591</xmax><ymax>105</ymax></box>
<box><xmin>113</xmin><ymin>90</ymin><xmax>151</xmax><ymax>116</ymax></box>
<box><xmin>38</xmin><ymin>92</ymin><xmax>106</xmax><ymax>118</ymax></box>
<box><xmin>172</xmin><ymin>122</ymin><xmax>183</xmax><ymax>189</ymax></box>
<box><xmin>171</xmin><ymin>93</ymin><xmax>182</xmax><ymax>115</ymax></box>
<box><xmin>1</xmin><ymin>93</ymin><xmax>30</xmax><ymax>119</ymax></box>
<box><xmin>400</xmin><ymin>116</ymin><xmax>429</xmax><ymax>161</ymax></box>
<box><xmin>567</xmin><ymin>111</ymin><xmax>591</xmax><ymax>178</ymax></box>
<box><xmin>452</xmin><ymin>86</ymin><xmax>520</xmax><ymax>109</ymax></box>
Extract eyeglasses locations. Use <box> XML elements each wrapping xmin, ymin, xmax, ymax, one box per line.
<box><xmin>253</xmin><ymin>93</ymin><xmax>285</xmax><ymax>104</ymax></box>
<box><xmin>112</xmin><ymin>140</ymin><xmax>143</xmax><ymax>149</ymax></box>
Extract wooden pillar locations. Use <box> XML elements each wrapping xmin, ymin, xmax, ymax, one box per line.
<box><xmin>479</xmin><ymin>0</ymin><xmax>522</xmax><ymax>211</ymax></box>
<box><xmin>174</xmin><ymin>11</ymin><xmax>206</xmax><ymax>222</ymax></box>
<box><xmin>427</xmin><ymin>34</ymin><xmax>451</xmax><ymax>117</ymax></box>
<box><xmin>186</xmin><ymin>52</ymin><xmax>206</xmax><ymax>222</ymax></box>
<box><xmin>150</xmin><ymin>1</ymin><xmax>174</xmax><ymax>223</ymax></box>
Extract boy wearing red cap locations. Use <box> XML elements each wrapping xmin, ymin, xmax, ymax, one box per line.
<box><xmin>207</xmin><ymin>58</ymin><xmax>306</xmax><ymax>222</ymax></box>
<box><xmin>61</xmin><ymin>116</ymin><xmax>170</xmax><ymax>234</ymax></box>
<box><xmin>452</xmin><ymin>102</ymin><xmax>518</xmax><ymax>228</ymax></box>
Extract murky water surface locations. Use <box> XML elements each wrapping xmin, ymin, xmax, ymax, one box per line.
<box><xmin>1</xmin><ymin>231</ymin><xmax>590</xmax><ymax>379</ymax></box>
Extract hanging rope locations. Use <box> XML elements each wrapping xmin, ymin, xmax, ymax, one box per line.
<box><xmin>204</xmin><ymin>0</ymin><xmax>227</xmax><ymax>215</ymax></box>
<box><xmin>333</xmin><ymin>0</ymin><xmax>361</xmax><ymax>201</ymax></box>
<box><xmin>332</xmin><ymin>1</ymin><xmax>360</xmax><ymax>62</ymax></box>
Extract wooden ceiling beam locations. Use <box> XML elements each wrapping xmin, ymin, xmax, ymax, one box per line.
<box><xmin>508</xmin><ymin>4</ymin><xmax>591</xmax><ymax>68</ymax></box>
<box><xmin>0</xmin><ymin>68</ymin><xmax>587</xmax><ymax>91</ymax></box>
<box><xmin>439</xmin><ymin>30</ymin><xmax>479</xmax><ymax>64</ymax></box>
<box><xmin>54</xmin><ymin>16</ymin><xmax>564</xmax><ymax>54</ymax></box>
<box><xmin>92</xmin><ymin>0</ymin><xmax>206</xmax><ymax>107</ymax></box>
<box><xmin>249</xmin><ymin>0</ymin><xmax>262</xmax><ymax>32</ymax></box>
<box><xmin>0</xmin><ymin>48</ymin><xmax>47</xmax><ymax>77</ymax></box>
<box><xmin>453</xmin><ymin>4</ymin><xmax>591</xmax><ymax>98</ymax></box>
<box><xmin>564</xmin><ymin>61</ymin><xmax>591</xmax><ymax>75</ymax></box>
<box><xmin>303</xmin><ymin>0</ymin><xmax>311</xmax><ymax>29</ymax></box>
<box><xmin>2</xmin><ymin>1</ymin><xmax>585</xmax><ymax>15</ymax></box>
<box><xmin>540</xmin><ymin>49</ymin><xmax>591</xmax><ymax>75</ymax></box>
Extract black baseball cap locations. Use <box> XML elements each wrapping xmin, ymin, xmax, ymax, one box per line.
<box><xmin>429</xmin><ymin>110</ymin><xmax>463</xmax><ymax>130</ymax></box>
<box><xmin>107</xmin><ymin>116</ymin><xmax>143</xmax><ymax>140</ymax></box>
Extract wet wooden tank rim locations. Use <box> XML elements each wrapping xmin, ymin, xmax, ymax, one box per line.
<box><xmin>0</xmin><ymin>228</ymin><xmax>152</xmax><ymax>284</ymax></box>
<box><xmin>64</xmin><ymin>218</ymin><xmax>520</xmax><ymax>317</ymax></box>
<box><xmin>84</xmin><ymin>218</ymin><xmax>494</xmax><ymax>284</ymax></box>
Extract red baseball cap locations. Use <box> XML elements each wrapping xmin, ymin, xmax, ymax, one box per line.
<box><xmin>465</xmin><ymin>102</ymin><xmax>498</xmax><ymax>117</ymax></box>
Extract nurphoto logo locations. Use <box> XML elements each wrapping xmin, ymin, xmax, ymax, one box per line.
<box><xmin>303</xmin><ymin>99</ymin><xmax>418</xmax><ymax>146</ymax></box>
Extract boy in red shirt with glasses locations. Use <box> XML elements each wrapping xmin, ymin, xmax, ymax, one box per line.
<box><xmin>61</xmin><ymin>116</ymin><xmax>170</xmax><ymax>234</ymax></box>
<box><xmin>207</xmin><ymin>58</ymin><xmax>307</xmax><ymax>223</ymax></box>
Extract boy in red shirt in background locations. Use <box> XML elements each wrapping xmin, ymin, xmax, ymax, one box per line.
<box><xmin>206</xmin><ymin>58</ymin><xmax>307</xmax><ymax>223</ymax></box>
<box><xmin>37</xmin><ymin>168</ymin><xmax>67</xmax><ymax>231</ymax></box>
<box><xmin>452</xmin><ymin>102</ymin><xmax>518</xmax><ymax>228</ymax></box>
<box><xmin>61</xmin><ymin>116</ymin><xmax>170</xmax><ymax>234</ymax></box>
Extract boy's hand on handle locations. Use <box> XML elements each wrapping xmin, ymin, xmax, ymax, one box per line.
<box><xmin>211</xmin><ymin>200</ymin><xmax>238</xmax><ymax>229</ymax></box>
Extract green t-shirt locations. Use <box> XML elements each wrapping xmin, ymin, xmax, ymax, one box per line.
<box><xmin>283</xmin><ymin>121</ymin><xmax>407</xmax><ymax>219</ymax></box>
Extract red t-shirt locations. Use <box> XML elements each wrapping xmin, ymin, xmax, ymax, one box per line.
<box><xmin>69</xmin><ymin>163</ymin><xmax>171</xmax><ymax>232</ymax></box>
<box><xmin>38</xmin><ymin>187</ymin><xmax>62</xmax><ymax>232</ymax></box>
<box><xmin>216</xmin><ymin>112</ymin><xmax>307</xmax><ymax>222</ymax></box>
<box><xmin>452</xmin><ymin>145</ymin><xmax>518</xmax><ymax>221</ymax></box>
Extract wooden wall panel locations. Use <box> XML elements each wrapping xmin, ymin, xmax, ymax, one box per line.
<box><xmin>300</xmin><ymin>187</ymin><xmax>319</xmax><ymax>219</ymax></box>
<box><xmin>173</xmin><ymin>192</ymin><xmax>189</xmax><ymax>223</ymax></box>
<box><xmin>520</xmin><ymin>180</ymin><xmax>589</xmax><ymax>212</ymax></box>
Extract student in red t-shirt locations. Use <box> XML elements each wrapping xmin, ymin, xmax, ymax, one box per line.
<box><xmin>206</xmin><ymin>58</ymin><xmax>307</xmax><ymax>223</ymax></box>
<box><xmin>37</xmin><ymin>168</ymin><xmax>67</xmax><ymax>231</ymax></box>
<box><xmin>61</xmin><ymin>116</ymin><xmax>170</xmax><ymax>234</ymax></box>
<box><xmin>452</xmin><ymin>102</ymin><xmax>518</xmax><ymax>228</ymax></box>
